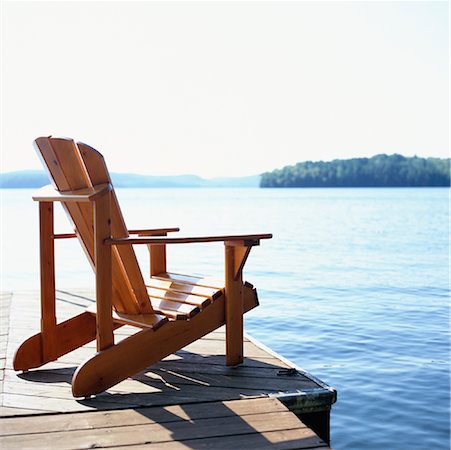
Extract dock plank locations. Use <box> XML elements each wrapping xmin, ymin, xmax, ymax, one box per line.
<box><xmin>111</xmin><ymin>429</ymin><xmax>330</xmax><ymax>450</ymax></box>
<box><xmin>1</xmin><ymin>397</ymin><xmax>287</xmax><ymax>436</ymax></box>
<box><xmin>1</xmin><ymin>398</ymin><xmax>329</xmax><ymax>450</ymax></box>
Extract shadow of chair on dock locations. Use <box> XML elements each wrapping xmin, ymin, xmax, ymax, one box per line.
<box><xmin>16</xmin><ymin>348</ymin><xmax>308</xmax><ymax>406</ymax></box>
<box><xmin>16</xmin><ymin>350</ymin><xmax>327</xmax><ymax>449</ymax></box>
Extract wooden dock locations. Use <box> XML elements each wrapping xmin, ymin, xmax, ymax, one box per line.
<box><xmin>0</xmin><ymin>290</ymin><xmax>336</xmax><ymax>449</ymax></box>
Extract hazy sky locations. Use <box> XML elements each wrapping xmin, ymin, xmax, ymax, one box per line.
<box><xmin>1</xmin><ymin>1</ymin><xmax>449</xmax><ymax>178</ymax></box>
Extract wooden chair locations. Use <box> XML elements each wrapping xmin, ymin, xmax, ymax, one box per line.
<box><xmin>13</xmin><ymin>137</ymin><xmax>272</xmax><ymax>397</ymax></box>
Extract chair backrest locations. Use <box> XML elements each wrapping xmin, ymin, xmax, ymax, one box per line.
<box><xmin>34</xmin><ymin>136</ymin><xmax>153</xmax><ymax>315</ymax></box>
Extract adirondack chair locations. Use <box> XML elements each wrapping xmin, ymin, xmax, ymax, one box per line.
<box><xmin>13</xmin><ymin>136</ymin><xmax>272</xmax><ymax>397</ymax></box>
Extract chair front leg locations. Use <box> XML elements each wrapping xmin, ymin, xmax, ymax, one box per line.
<box><xmin>94</xmin><ymin>192</ymin><xmax>114</xmax><ymax>351</ymax></box>
<box><xmin>39</xmin><ymin>201</ymin><xmax>57</xmax><ymax>361</ymax></box>
<box><xmin>224</xmin><ymin>242</ymin><xmax>252</xmax><ymax>366</ymax></box>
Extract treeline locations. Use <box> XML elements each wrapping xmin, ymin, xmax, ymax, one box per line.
<box><xmin>260</xmin><ymin>154</ymin><xmax>450</xmax><ymax>188</ymax></box>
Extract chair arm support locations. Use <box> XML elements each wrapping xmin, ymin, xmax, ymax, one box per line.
<box><xmin>106</xmin><ymin>233</ymin><xmax>272</xmax><ymax>247</ymax></box>
<box><xmin>33</xmin><ymin>183</ymin><xmax>112</xmax><ymax>203</ymax></box>
<box><xmin>128</xmin><ymin>228</ymin><xmax>181</xmax><ymax>277</ymax></box>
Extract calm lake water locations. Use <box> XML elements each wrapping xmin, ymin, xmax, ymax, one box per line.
<box><xmin>1</xmin><ymin>187</ymin><xmax>450</xmax><ymax>449</ymax></box>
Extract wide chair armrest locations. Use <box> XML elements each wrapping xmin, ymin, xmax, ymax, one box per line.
<box><xmin>106</xmin><ymin>233</ymin><xmax>272</xmax><ymax>247</ymax></box>
<box><xmin>32</xmin><ymin>183</ymin><xmax>112</xmax><ymax>202</ymax></box>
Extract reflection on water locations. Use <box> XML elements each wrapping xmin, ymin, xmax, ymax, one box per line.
<box><xmin>1</xmin><ymin>187</ymin><xmax>449</xmax><ymax>449</ymax></box>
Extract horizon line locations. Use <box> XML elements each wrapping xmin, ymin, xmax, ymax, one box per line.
<box><xmin>1</xmin><ymin>152</ymin><xmax>449</xmax><ymax>178</ymax></box>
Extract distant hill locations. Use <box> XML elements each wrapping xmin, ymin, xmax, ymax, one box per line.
<box><xmin>260</xmin><ymin>154</ymin><xmax>450</xmax><ymax>188</ymax></box>
<box><xmin>0</xmin><ymin>170</ymin><xmax>49</xmax><ymax>189</ymax></box>
<box><xmin>0</xmin><ymin>170</ymin><xmax>260</xmax><ymax>189</ymax></box>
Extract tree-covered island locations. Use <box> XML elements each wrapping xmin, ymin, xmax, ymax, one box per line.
<box><xmin>260</xmin><ymin>154</ymin><xmax>450</xmax><ymax>188</ymax></box>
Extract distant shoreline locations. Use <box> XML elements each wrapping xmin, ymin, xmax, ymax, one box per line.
<box><xmin>261</xmin><ymin>154</ymin><xmax>450</xmax><ymax>188</ymax></box>
<box><xmin>2</xmin><ymin>153</ymin><xmax>450</xmax><ymax>189</ymax></box>
<box><xmin>1</xmin><ymin>184</ymin><xmax>449</xmax><ymax>190</ymax></box>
